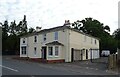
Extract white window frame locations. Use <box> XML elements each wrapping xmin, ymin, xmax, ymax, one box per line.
<box><xmin>34</xmin><ymin>35</ymin><xmax>37</xmax><ymax>43</ymax></box>
<box><xmin>55</xmin><ymin>46</ymin><xmax>59</xmax><ymax>57</ymax></box>
<box><xmin>48</xmin><ymin>46</ymin><xmax>53</xmax><ymax>56</ymax></box>
<box><xmin>23</xmin><ymin>38</ymin><xmax>25</xmax><ymax>44</ymax></box>
<box><xmin>54</xmin><ymin>31</ymin><xmax>58</xmax><ymax>41</ymax></box>
<box><xmin>95</xmin><ymin>39</ymin><xmax>97</xmax><ymax>44</ymax></box>
<box><xmin>21</xmin><ymin>46</ymin><xmax>26</xmax><ymax>55</ymax></box>
<box><xmin>43</xmin><ymin>34</ymin><xmax>46</xmax><ymax>42</ymax></box>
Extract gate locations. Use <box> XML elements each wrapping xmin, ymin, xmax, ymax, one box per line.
<box><xmin>71</xmin><ymin>48</ymin><xmax>83</xmax><ymax>62</ymax></box>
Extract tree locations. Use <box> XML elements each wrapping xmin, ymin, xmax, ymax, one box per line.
<box><xmin>29</xmin><ymin>27</ymin><xmax>35</xmax><ymax>33</ymax></box>
<box><xmin>1</xmin><ymin>15</ymin><xmax>31</xmax><ymax>55</ymax></box>
<box><xmin>104</xmin><ymin>25</ymin><xmax>110</xmax><ymax>32</ymax></box>
<box><xmin>71</xmin><ymin>20</ymin><xmax>82</xmax><ymax>30</ymax></box>
<box><xmin>72</xmin><ymin>17</ymin><xmax>106</xmax><ymax>37</ymax></box>
<box><xmin>113</xmin><ymin>28</ymin><xmax>120</xmax><ymax>40</ymax></box>
<box><xmin>22</xmin><ymin>15</ymin><xmax>28</xmax><ymax>33</ymax></box>
<box><xmin>1</xmin><ymin>20</ymin><xmax>9</xmax><ymax>51</ymax></box>
<box><xmin>9</xmin><ymin>20</ymin><xmax>17</xmax><ymax>35</ymax></box>
<box><xmin>112</xmin><ymin>28</ymin><xmax>120</xmax><ymax>49</ymax></box>
<box><xmin>2</xmin><ymin>20</ymin><xmax>9</xmax><ymax>37</ymax></box>
<box><xmin>17</xmin><ymin>15</ymin><xmax>28</xmax><ymax>35</ymax></box>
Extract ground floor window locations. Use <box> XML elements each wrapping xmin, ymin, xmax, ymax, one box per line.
<box><xmin>55</xmin><ymin>46</ymin><xmax>59</xmax><ymax>56</ymax></box>
<box><xmin>34</xmin><ymin>47</ymin><xmax>37</xmax><ymax>55</ymax></box>
<box><xmin>21</xmin><ymin>46</ymin><xmax>26</xmax><ymax>55</ymax></box>
<box><xmin>48</xmin><ymin>46</ymin><xmax>53</xmax><ymax>56</ymax></box>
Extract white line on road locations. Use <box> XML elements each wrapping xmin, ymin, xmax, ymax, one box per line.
<box><xmin>0</xmin><ymin>65</ymin><xmax>19</xmax><ymax>72</ymax></box>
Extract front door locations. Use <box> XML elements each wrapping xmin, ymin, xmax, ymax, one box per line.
<box><xmin>41</xmin><ymin>47</ymin><xmax>47</xmax><ymax>59</ymax></box>
<box><xmin>86</xmin><ymin>49</ymin><xmax>88</xmax><ymax>59</ymax></box>
<box><xmin>71</xmin><ymin>48</ymin><xmax>74</xmax><ymax>62</ymax></box>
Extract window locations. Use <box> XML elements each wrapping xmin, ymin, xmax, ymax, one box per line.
<box><xmin>23</xmin><ymin>38</ymin><xmax>25</xmax><ymax>43</ymax></box>
<box><xmin>34</xmin><ymin>47</ymin><xmax>37</xmax><ymax>55</ymax></box>
<box><xmin>48</xmin><ymin>47</ymin><xmax>53</xmax><ymax>56</ymax></box>
<box><xmin>43</xmin><ymin>34</ymin><xmax>46</xmax><ymax>42</ymax></box>
<box><xmin>95</xmin><ymin>39</ymin><xmax>97</xmax><ymax>44</ymax></box>
<box><xmin>21</xmin><ymin>46</ymin><xmax>26</xmax><ymax>55</ymax></box>
<box><xmin>55</xmin><ymin>46</ymin><xmax>59</xmax><ymax>56</ymax></box>
<box><xmin>34</xmin><ymin>36</ymin><xmax>37</xmax><ymax>42</ymax></box>
<box><xmin>54</xmin><ymin>32</ymin><xmax>58</xmax><ymax>40</ymax></box>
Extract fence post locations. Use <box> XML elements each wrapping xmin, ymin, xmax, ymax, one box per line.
<box><xmin>108</xmin><ymin>54</ymin><xmax>118</xmax><ymax>70</ymax></box>
<box><xmin>118</xmin><ymin>49</ymin><xmax>120</xmax><ymax>67</ymax></box>
<box><xmin>108</xmin><ymin>55</ymin><xmax>110</xmax><ymax>69</ymax></box>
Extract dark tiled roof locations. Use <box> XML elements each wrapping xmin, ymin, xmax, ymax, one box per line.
<box><xmin>20</xmin><ymin>25</ymin><xmax>100</xmax><ymax>40</ymax></box>
<box><xmin>20</xmin><ymin>26</ymin><xmax>70</xmax><ymax>38</ymax></box>
<box><xmin>45</xmin><ymin>41</ymin><xmax>64</xmax><ymax>46</ymax></box>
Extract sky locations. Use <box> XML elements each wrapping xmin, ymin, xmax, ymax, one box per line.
<box><xmin>0</xmin><ymin>0</ymin><xmax>119</xmax><ymax>34</ymax></box>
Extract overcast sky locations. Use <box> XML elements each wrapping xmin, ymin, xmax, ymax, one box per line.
<box><xmin>0</xmin><ymin>0</ymin><xmax>119</xmax><ymax>34</ymax></box>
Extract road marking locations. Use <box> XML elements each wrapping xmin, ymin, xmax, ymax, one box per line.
<box><xmin>0</xmin><ymin>65</ymin><xmax>19</xmax><ymax>72</ymax></box>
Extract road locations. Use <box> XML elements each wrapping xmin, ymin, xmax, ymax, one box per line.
<box><xmin>1</xmin><ymin>56</ymin><xmax>119</xmax><ymax>76</ymax></box>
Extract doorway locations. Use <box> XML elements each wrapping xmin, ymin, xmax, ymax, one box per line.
<box><xmin>71</xmin><ymin>48</ymin><xmax>83</xmax><ymax>62</ymax></box>
<box><xmin>86</xmin><ymin>49</ymin><xmax>88</xmax><ymax>59</ymax></box>
<box><xmin>41</xmin><ymin>46</ymin><xmax>47</xmax><ymax>59</ymax></box>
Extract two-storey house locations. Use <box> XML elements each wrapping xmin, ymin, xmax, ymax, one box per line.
<box><xmin>20</xmin><ymin>25</ymin><xmax>100</xmax><ymax>63</ymax></box>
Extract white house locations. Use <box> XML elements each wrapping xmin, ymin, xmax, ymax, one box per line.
<box><xmin>20</xmin><ymin>25</ymin><xmax>100</xmax><ymax>63</ymax></box>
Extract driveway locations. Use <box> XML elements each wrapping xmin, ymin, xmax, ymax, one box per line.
<box><xmin>45</xmin><ymin>57</ymin><xmax>118</xmax><ymax>75</ymax></box>
<box><xmin>1</xmin><ymin>56</ymin><xmax>119</xmax><ymax>75</ymax></box>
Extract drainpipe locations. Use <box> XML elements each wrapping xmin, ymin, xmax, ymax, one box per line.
<box><xmin>68</xmin><ymin>29</ymin><xmax>70</xmax><ymax>62</ymax></box>
<box><xmin>27</xmin><ymin>37</ymin><xmax>29</xmax><ymax>58</ymax></box>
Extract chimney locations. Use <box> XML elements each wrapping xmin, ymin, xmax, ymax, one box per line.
<box><xmin>36</xmin><ymin>26</ymin><xmax>42</xmax><ymax>32</ymax></box>
<box><xmin>64</xmin><ymin>20</ymin><xmax>70</xmax><ymax>26</ymax></box>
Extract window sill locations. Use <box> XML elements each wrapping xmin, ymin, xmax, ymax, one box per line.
<box><xmin>54</xmin><ymin>56</ymin><xmax>59</xmax><ymax>57</ymax></box>
<box><xmin>48</xmin><ymin>55</ymin><xmax>54</xmax><ymax>57</ymax></box>
<box><xmin>21</xmin><ymin>44</ymin><xmax>27</xmax><ymax>46</ymax></box>
<box><xmin>33</xmin><ymin>42</ymin><xmax>38</xmax><ymax>44</ymax></box>
<box><xmin>54</xmin><ymin>40</ymin><xmax>58</xmax><ymax>41</ymax></box>
<box><xmin>21</xmin><ymin>54</ymin><xmax>27</xmax><ymax>55</ymax></box>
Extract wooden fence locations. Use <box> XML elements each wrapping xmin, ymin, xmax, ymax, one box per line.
<box><xmin>108</xmin><ymin>54</ymin><xmax>118</xmax><ymax>70</ymax></box>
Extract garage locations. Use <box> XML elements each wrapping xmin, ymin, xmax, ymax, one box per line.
<box><xmin>71</xmin><ymin>48</ymin><xmax>83</xmax><ymax>62</ymax></box>
<box><xmin>71</xmin><ymin>48</ymin><xmax>100</xmax><ymax>62</ymax></box>
<box><xmin>91</xmin><ymin>49</ymin><xmax>100</xmax><ymax>59</ymax></box>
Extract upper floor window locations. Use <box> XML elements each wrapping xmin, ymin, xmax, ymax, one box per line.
<box><xmin>23</xmin><ymin>38</ymin><xmax>25</xmax><ymax>43</ymax></box>
<box><xmin>34</xmin><ymin>36</ymin><xmax>37</xmax><ymax>42</ymax></box>
<box><xmin>95</xmin><ymin>39</ymin><xmax>97</xmax><ymax>44</ymax></box>
<box><xmin>54</xmin><ymin>32</ymin><xmax>58</xmax><ymax>40</ymax></box>
<box><xmin>43</xmin><ymin>34</ymin><xmax>46</xmax><ymax>42</ymax></box>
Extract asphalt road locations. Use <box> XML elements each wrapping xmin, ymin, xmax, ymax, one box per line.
<box><xmin>1</xmin><ymin>56</ymin><xmax>119</xmax><ymax>76</ymax></box>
